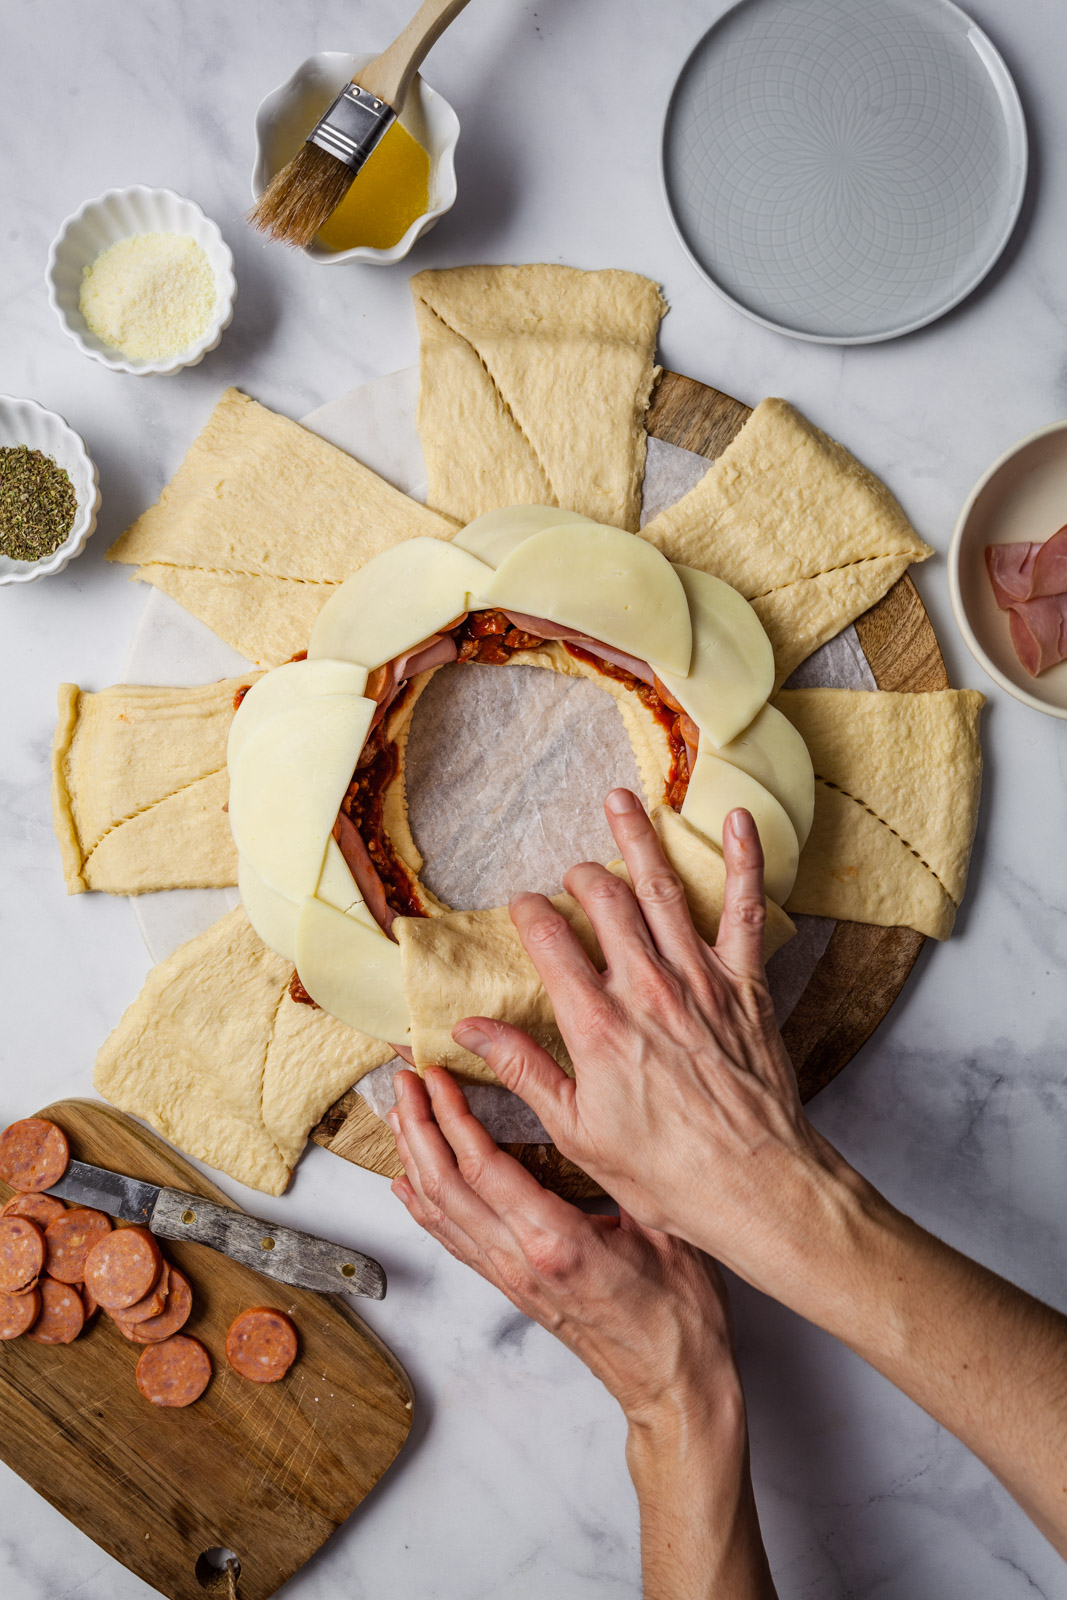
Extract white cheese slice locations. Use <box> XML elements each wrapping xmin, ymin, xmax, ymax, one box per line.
<box><xmin>237</xmin><ymin>855</ymin><xmax>300</xmax><ymax>961</ymax></box>
<box><xmin>316</xmin><ymin>836</ymin><xmax>379</xmax><ymax>931</ymax></box>
<box><xmin>308</xmin><ymin>538</ymin><xmax>495</xmax><ymax>668</ymax></box>
<box><xmin>296</xmin><ymin>895</ymin><xmax>412</xmax><ymax>1043</ymax></box>
<box><xmin>483</xmin><ymin>524</ymin><xmax>693</xmax><ymax>675</ymax></box>
<box><xmin>712</xmin><ymin>704</ymin><xmax>814</xmax><ymax>848</ymax></box>
<box><xmin>654</xmin><ymin>566</ymin><xmax>775</xmax><ymax>748</ymax></box>
<box><xmin>228</xmin><ymin>693</ymin><xmax>375</xmax><ymax>903</ymax></box>
<box><xmin>681</xmin><ymin>750</ymin><xmax>800</xmax><ymax>905</ymax></box>
<box><xmin>227</xmin><ymin>658</ymin><xmax>369</xmax><ymax>767</ymax></box>
<box><xmin>454</xmin><ymin>505</ymin><xmax>596</xmax><ymax>568</ymax></box>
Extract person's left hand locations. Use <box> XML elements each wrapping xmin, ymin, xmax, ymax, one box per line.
<box><xmin>389</xmin><ymin>1067</ymin><xmax>738</xmax><ymax>1424</ymax></box>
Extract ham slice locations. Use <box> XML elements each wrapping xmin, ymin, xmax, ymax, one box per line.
<box><xmin>1007</xmin><ymin>596</ymin><xmax>1067</xmax><ymax>677</ymax></box>
<box><xmin>987</xmin><ymin>526</ymin><xmax>1067</xmax><ymax>676</ymax></box>
<box><xmin>334</xmin><ymin>813</ymin><xmax>396</xmax><ymax>935</ymax></box>
<box><xmin>499</xmin><ymin>613</ymin><xmax>657</xmax><ymax>685</ymax></box>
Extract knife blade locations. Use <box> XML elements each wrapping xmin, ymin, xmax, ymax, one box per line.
<box><xmin>47</xmin><ymin>1159</ymin><xmax>386</xmax><ymax>1300</ymax></box>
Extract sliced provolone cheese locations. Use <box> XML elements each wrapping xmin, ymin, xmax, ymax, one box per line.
<box><xmin>229</xmin><ymin>694</ymin><xmax>375</xmax><ymax>903</ymax></box>
<box><xmin>454</xmin><ymin>505</ymin><xmax>597</xmax><ymax>569</ymax></box>
<box><xmin>681</xmin><ymin>750</ymin><xmax>800</xmax><ymax>906</ymax></box>
<box><xmin>308</xmin><ymin>538</ymin><xmax>495</xmax><ymax>668</ymax></box>
<box><xmin>713</xmin><ymin>704</ymin><xmax>814</xmax><ymax>848</ymax></box>
<box><xmin>296</xmin><ymin>895</ymin><xmax>412</xmax><ymax>1043</ymax></box>
<box><xmin>316</xmin><ymin>836</ymin><xmax>379</xmax><ymax>930</ymax></box>
<box><xmin>483</xmin><ymin>523</ymin><xmax>693</xmax><ymax>676</ymax></box>
<box><xmin>654</xmin><ymin>565</ymin><xmax>775</xmax><ymax>748</ymax></box>
<box><xmin>237</xmin><ymin>855</ymin><xmax>300</xmax><ymax>961</ymax></box>
<box><xmin>228</xmin><ymin>658</ymin><xmax>369</xmax><ymax>767</ymax></box>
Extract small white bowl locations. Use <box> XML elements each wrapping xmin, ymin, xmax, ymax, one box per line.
<box><xmin>0</xmin><ymin>397</ymin><xmax>101</xmax><ymax>585</ymax></box>
<box><xmin>949</xmin><ymin>418</ymin><xmax>1067</xmax><ymax>720</ymax></box>
<box><xmin>46</xmin><ymin>186</ymin><xmax>237</xmax><ymax>376</ymax></box>
<box><xmin>252</xmin><ymin>51</ymin><xmax>460</xmax><ymax>265</ymax></box>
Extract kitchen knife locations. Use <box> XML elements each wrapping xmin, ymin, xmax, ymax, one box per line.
<box><xmin>47</xmin><ymin>1158</ymin><xmax>386</xmax><ymax>1300</ymax></box>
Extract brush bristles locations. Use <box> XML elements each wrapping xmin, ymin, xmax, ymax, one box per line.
<box><xmin>248</xmin><ymin>143</ymin><xmax>355</xmax><ymax>249</ymax></box>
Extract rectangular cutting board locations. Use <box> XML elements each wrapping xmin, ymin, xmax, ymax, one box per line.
<box><xmin>0</xmin><ymin>1099</ymin><xmax>412</xmax><ymax>1600</ymax></box>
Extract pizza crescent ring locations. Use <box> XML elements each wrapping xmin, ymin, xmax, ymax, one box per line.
<box><xmin>227</xmin><ymin>509</ymin><xmax>814</xmax><ymax>1055</ymax></box>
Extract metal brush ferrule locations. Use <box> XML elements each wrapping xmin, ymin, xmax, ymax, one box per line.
<box><xmin>307</xmin><ymin>83</ymin><xmax>397</xmax><ymax>174</ymax></box>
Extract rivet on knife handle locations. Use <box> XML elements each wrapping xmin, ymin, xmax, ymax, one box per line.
<box><xmin>151</xmin><ymin>1188</ymin><xmax>386</xmax><ymax>1300</ymax></box>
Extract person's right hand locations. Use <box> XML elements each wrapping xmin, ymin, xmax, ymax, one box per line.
<box><xmin>452</xmin><ymin>793</ymin><xmax>862</xmax><ymax>1306</ymax></box>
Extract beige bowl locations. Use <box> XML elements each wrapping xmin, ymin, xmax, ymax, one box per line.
<box><xmin>949</xmin><ymin>419</ymin><xmax>1067</xmax><ymax>719</ymax></box>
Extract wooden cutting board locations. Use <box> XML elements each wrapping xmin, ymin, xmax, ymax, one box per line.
<box><xmin>0</xmin><ymin>1100</ymin><xmax>412</xmax><ymax>1600</ymax></box>
<box><xmin>312</xmin><ymin>371</ymin><xmax>948</xmax><ymax>1194</ymax></box>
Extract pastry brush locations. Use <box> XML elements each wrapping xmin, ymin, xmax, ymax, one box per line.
<box><xmin>250</xmin><ymin>0</ymin><xmax>471</xmax><ymax>248</ymax></box>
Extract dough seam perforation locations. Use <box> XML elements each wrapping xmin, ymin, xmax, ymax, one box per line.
<box><xmin>80</xmin><ymin>764</ymin><xmax>228</xmax><ymax>868</ymax></box>
<box><xmin>137</xmin><ymin>560</ymin><xmax>342</xmax><ymax>589</ymax></box>
<box><xmin>259</xmin><ymin>984</ymin><xmax>295</xmax><ymax>1173</ymax></box>
<box><xmin>415</xmin><ymin>297</ymin><xmax>561</xmax><ymax>506</ymax></box>
<box><xmin>813</xmin><ymin>775</ymin><xmax>955</xmax><ymax>905</ymax></box>
<box><xmin>744</xmin><ymin>552</ymin><xmax>908</xmax><ymax>603</ymax></box>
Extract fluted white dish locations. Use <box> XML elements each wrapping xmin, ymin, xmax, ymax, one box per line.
<box><xmin>949</xmin><ymin>419</ymin><xmax>1067</xmax><ymax>720</ymax></box>
<box><xmin>46</xmin><ymin>186</ymin><xmax>236</xmax><ymax>375</ymax></box>
<box><xmin>0</xmin><ymin>396</ymin><xmax>101</xmax><ymax>585</ymax></box>
<box><xmin>252</xmin><ymin>51</ymin><xmax>460</xmax><ymax>265</ymax></box>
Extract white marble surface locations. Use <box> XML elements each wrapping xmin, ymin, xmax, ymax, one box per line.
<box><xmin>1</xmin><ymin>1</ymin><xmax>1065</xmax><ymax>1596</ymax></box>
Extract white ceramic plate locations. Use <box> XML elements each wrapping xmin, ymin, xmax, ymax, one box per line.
<box><xmin>661</xmin><ymin>0</ymin><xmax>1027</xmax><ymax>343</ymax></box>
<box><xmin>949</xmin><ymin>420</ymin><xmax>1067</xmax><ymax>719</ymax></box>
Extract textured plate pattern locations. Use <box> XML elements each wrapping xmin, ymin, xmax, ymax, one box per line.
<box><xmin>662</xmin><ymin>0</ymin><xmax>1026</xmax><ymax>342</ymax></box>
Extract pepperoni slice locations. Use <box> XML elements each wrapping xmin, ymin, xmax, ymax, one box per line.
<box><xmin>225</xmin><ymin>1307</ymin><xmax>298</xmax><ymax>1383</ymax></box>
<box><xmin>114</xmin><ymin>1265</ymin><xmax>192</xmax><ymax>1344</ymax></box>
<box><xmin>84</xmin><ymin>1226</ymin><xmax>162</xmax><ymax>1311</ymax></box>
<box><xmin>0</xmin><ymin>1118</ymin><xmax>69</xmax><ymax>1193</ymax></box>
<box><xmin>0</xmin><ymin>1285</ymin><xmax>41</xmax><ymax>1339</ymax></box>
<box><xmin>25</xmin><ymin>1277</ymin><xmax>85</xmax><ymax>1344</ymax></box>
<box><xmin>81</xmin><ymin>1283</ymin><xmax>99</xmax><ymax>1320</ymax></box>
<box><xmin>1</xmin><ymin>1193</ymin><xmax>66</xmax><ymax>1229</ymax></box>
<box><xmin>135</xmin><ymin>1335</ymin><xmax>211</xmax><ymax>1408</ymax></box>
<box><xmin>44</xmin><ymin>1208</ymin><xmax>111</xmax><ymax>1284</ymax></box>
<box><xmin>0</xmin><ymin>1216</ymin><xmax>46</xmax><ymax>1292</ymax></box>
<box><xmin>118</xmin><ymin>1262</ymin><xmax>169</xmax><ymax>1325</ymax></box>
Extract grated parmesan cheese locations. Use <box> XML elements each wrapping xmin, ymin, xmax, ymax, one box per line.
<box><xmin>79</xmin><ymin>233</ymin><xmax>216</xmax><ymax>361</ymax></box>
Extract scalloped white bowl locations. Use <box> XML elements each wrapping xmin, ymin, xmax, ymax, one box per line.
<box><xmin>252</xmin><ymin>51</ymin><xmax>460</xmax><ymax>265</ymax></box>
<box><xmin>46</xmin><ymin>187</ymin><xmax>236</xmax><ymax>376</ymax></box>
<box><xmin>0</xmin><ymin>397</ymin><xmax>101</xmax><ymax>585</ymax></box>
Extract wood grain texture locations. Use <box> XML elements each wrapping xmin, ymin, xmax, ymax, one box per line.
<box><xmin>0</xmin><ymin>1100</ymin><xmax>412</xmax><ymax>1600</ymax></box>
<box><xmin>314</xmin><ymin>369</ymin><xmax>947</xmax><ymax>1175</ymax></box>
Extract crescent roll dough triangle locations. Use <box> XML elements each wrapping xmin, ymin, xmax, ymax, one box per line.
<box><xmin>94</xmin><ymin>906</ymin><xmax>393</xmax><ymax>1195</ymax></box>
<box><xmin>107</xmin><ymin>388</ymin><xmax>458</xmax><ymax>665</ymax></box>
<box><xmin>52</xmin><ymin>677</ymin><xmax>257</xmax><ymax>894</ymax></box>
<box><xmin>640</xmin><ymin>399</ymin><xmax>934</xmax><ymax>687</ymax></box>
<box><xmin>775</xmin><ymin>688</ymin><xmax>985</xmax><ymax>939</ymax></box>
<box><xmin>412</xmin><ymin>265</ymin><xmax>666</xmax><ymax>531</ymax></box>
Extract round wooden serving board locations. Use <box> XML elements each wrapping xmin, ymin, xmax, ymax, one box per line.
<box><xmin>312</xmin><ymin>371</ymin><xmax>948</xmax><ymax>1197</ymax></box>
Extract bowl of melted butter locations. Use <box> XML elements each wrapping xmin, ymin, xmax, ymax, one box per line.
<box><xmin>252</xmin><ymin>52</ymin><xmax>460</xmax><ymax>264</ymax></box>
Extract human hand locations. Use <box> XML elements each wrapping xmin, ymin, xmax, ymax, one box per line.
<box><xmin>389</xmin><ymin>1066</ymin><xmax>739</xmax><ymax>1424</ymax></box>
<box><xmin>451</xmin><ymin>794</ymin><xmax>861</xmax><ymax>1308</ymax></box>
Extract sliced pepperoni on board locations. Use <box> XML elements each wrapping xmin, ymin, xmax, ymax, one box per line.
<box><xmin>24</xmin><ymin>1277</ymin><xmax>84</xmax><ymax>1344</ymax></box>
<box><xmin>114</xmin><ymin>1265</ymin><xmax>192</xmax><ymax>1344</ymax></box>
<box><xmin>0</xmin><ymin>1118</ymin><xmax>69</xmax><ymax>1193</ymax></box>
<box><xmin>0</xmin><ymin>1285</ymin><xmax>41</xmax><ymax>1339</ymax></box>
<box><xmin>44</xmin><ymin>1207</ymin><xmax>111</xmax><ymax>1284</ymax></box>
<box><xmin>0</xmin><ymin>1216</ymin><xmax>46</xmax><ymax>1293</ymax></box>
<box><xmin>225</xmin><ymin>1307</ymin><xmax>298</xmax><ymax>1383</ymax></box>
<box><xmin>1</xmin><ymin>1193</ymin><xmax>66</xmax><ymax>1229</ymax></box>
<box><xmin>84</xmin><ymin>1226</ymin><xmax>162</xmax><ymax>1311</ymax></box>
<box><xmin>135</xmin><ymin>1335</ymin><xmax>211</xmax><ymax>1408</ymax></box>
<box><xmin>118</xmin><ymin>1262</ymin><xmax>169</xmax><ymax>1325</ymax></box>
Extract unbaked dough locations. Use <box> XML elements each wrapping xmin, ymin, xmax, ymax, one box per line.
<box><xmin>106</xmin><ymin>387</ymin><xmax>459</xmax><ymax>665</ymax></box>
<box><xmin>640</xmin><ymin>398</ymin><xmax>934</xmax><ymax>687</ymax></box>
<box><xmin>412</xmin><ymin>265</ymin><xmax>665</xmax><ymax>531</ymax></box>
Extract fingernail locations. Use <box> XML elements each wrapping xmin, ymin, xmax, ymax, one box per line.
<box><xmin>453</xmin><ymin>1023</ymin><xmax>491</xmax><ymax>1055</ymax></box>
<box><xmin>606</xmin><ymin>788</ymin><xmax>639</xmax><ymax>814</ymax></box>
<box><xmin>386</xmin><ymin>1110</ymin><xmax>400</xmax><ymax>1135</ymax></box>
<box><xmin>730</xmin><ymin>807</ymin><xmax>756</xmax><ymax>840</ymax></box>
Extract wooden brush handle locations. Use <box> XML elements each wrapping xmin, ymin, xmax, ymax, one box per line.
<box><xmin>357</xmin><ymin>0</ymin><xmax>472</xmax><ymax>110</ymax></box>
